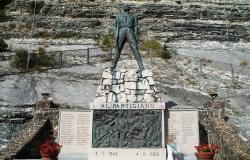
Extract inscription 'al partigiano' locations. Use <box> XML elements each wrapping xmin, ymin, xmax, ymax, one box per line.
<box><xmin>90</xmin><ymin>103</ymin><xmax>165</xmax><ymax>110</ymax></box>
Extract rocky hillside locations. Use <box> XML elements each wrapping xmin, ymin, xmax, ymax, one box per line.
<box><xmin>0</xmin><ymin>0</ymin><xmax>250</xmax><ymax>43</ymax></box>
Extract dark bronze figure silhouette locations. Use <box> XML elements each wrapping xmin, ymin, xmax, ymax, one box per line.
<box><xmin>111</xmin><ymin>4</ymin><xmax>144</xmax><ymax>71</ymax></box>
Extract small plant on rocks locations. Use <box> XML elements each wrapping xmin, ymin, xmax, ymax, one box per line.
<box><xmin>160</xmin><ymin>44</ymin><xmax>177</xmax><ymax>59</ymax></box>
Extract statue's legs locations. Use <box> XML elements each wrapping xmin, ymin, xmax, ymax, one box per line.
<box><xmin>111</xmin><ymin>28</ymin><xmax>144</xmax><ymax>71</ymax></box>
<box><xmin>127</xmin><ymin>28</ymin><xmax>144</xmax><ymax>70</ymax></box>
<box><xmin>111</xmin><ymin>28</ymin><xmax>127</xmax><ymax>70</ymax></box>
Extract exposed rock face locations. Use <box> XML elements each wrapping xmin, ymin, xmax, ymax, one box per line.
<box><xmin>1</xmin><ymin>0</ymin><xmax>250</xmax><ymax>42</ymax></box>
<box><xmin>0</xmin><ymin>65</ymin><xmax>104</xmax><ymax>109</ymax></box>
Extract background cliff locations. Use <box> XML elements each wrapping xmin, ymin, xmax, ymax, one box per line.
<box><xmin>1</xmin><ymin>0</ymin><xmax>250</xmax><ymax>42</ymax></box>
<box><xmin>1</xmin><ymin>0</ymin><xmax>250</xmax><ymax>157</ymax></box>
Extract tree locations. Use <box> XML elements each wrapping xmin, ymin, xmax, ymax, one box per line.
<box><xmin>28</xmin><ymin>0</ymin><xmax>45</xmax><ymax>14</ymax></box>
<box><xmin>0</xmin><ymin>0</ymin><xmax>13</xmax><ymax>17</ymax></box>
<box><xmin>0</xmin><ymin>0</ymin><xmax>13</xmax><ymax>9</ymax></box>
<box><xmin>0</xmin><ymin>38</ymin><xmax>8</xmax><ymax>52</ymax></box>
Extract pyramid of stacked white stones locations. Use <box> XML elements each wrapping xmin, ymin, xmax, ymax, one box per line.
<box><xmin>92</xmin><ymin>69</ymin><xmax>161</xmax><ymax>106</ymax></box>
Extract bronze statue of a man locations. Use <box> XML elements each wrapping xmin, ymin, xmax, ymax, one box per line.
<box><xmin>111</xmin><ymin>4</ymin><xmax>144</xmax><ymax>71</ymax></box>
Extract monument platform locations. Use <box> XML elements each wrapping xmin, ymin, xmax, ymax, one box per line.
<box><xmin>58</xmin><ymin>69</ymin><xmax>167</xmax><ymax>160</ymax></box>
<box><xmin>90</xmin><ymin>69</ymin><xmax>166</xmax><ymax>159</ymax></box>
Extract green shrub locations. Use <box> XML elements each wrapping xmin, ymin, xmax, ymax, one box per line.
<box><xmin>28</xmin><ymin>0</ymin><xmax>45</xmax><ymax>14</ymax></box>
<box><xmin>160</xmin><ymin>44</ymin><xmax>177</xmax><ymax>59</ymax></box>
<box><xmin>0</xmin><ymin>38</ymin><xmax>8</xmax><ymax>52</ymax></box>
<box><xmin>140</xmin><ymin>40</ymin><xmax>162</xmax><ymax>55</ymax></box>
<box><xmin>0</xmin><ymin>0</ymin><xmax>13</xmax><ymax>10</ymax></box>
<box><xmin>89</xmin><ymin>20</ymin><xmax>102</xmax><ymax>28</ymax></box>
<box><xmin>8</xmin><ymin>23</ymin><xmax>16</xmax><ymax>30</ymax></box>
<box><xmin>14</xmin><ymin>48</ymin><xmax>55</xmax><ymax>69</ymax></box>
<box><xmin>0</xmin><ymin>9</ymin><xmax>5</xmax><ymax>16</ymax></box>
<box><xmin>14</xmin><ymin>48</ymin><xmax>28</xmax><ymax>68</ymax></box>
<box><xmin>37</xmin><ymin>30</ymin><xmax>51</xmax><ymax>38</ymax></box>
<box><xmin>240</xmin><ymin>60</ymin><xmax>250</xmax><ymax>66</ymax></box>
<box><xmin>100</xmin><ymin>34</ymin><xmax>114</xmax><ymax>51</ymax></box>
<box><xmin>140</xmin><ymin>40</ymin><xmax>177</xmax><ymax>59</ymax></box>
<box><xmin>0</xmin><ymin>0</ymin><xmax>13</xmax><ymax>22</ymax></box>
<box><xmin>33</xmin><ymin>47</ymin><xmax>55</xmax><ymax>67</ymax></box>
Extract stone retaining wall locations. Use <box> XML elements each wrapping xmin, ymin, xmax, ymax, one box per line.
<box><xmin>199</xmin><ymin>104</ymin><xmax>250</xmax><ymax>160</ymax></box>
<box><xmin>1</xmin><ymin>106</ymin><xmax>250</xmax><ymax>159</ymax></box>
<box><xmin>0</xmin><ymin>114</ymin><xmax>55</xmax><ymax>159</ymax></box>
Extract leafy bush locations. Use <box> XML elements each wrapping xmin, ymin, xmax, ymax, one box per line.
<box><xmin>89</xmin><ymin>20</ymin><xmax>102</xmax><ymax>28</ymax></box>
<box><xmin>140</xmin><ymin>40</ymin><xmax>177</xmax><ymax>59</ymax></box>
<box><xmin>0</xmin><ymin>9</ymin><xmax>5</xmax><ymax>16</ymax></box>
<box><xmin>0</xmin><ymin>38</ymin><xmax>8</xmax><ymax>52</ymax></box>
<box><xmin>8</xmin><ymin>23</ymin><xmax>16</xmax><ymax>30</ymax></box>
<box><xmin>160</xmin><ymin>44</ymin><xmax>177</xmax><ymax>59</ymax></box>
<box><xmin>0</xmin><ymin>0</ymin><xmax>13</xmax><ymax>10</ymax></box>
<box><xmin>14</xmin><ymin>48</ymin><xmax>28</xmax><ymax>68</ymax></box>
<box><xmin>240</xmin><ymin>60</ymin><xmax>250</xmax><ymax>67</ymax></box>
<box><xmin>33</xmin><ymin>47</ymin><xmax>55</xmax><ymax>67</ymax></box>
<box><xmin>140</xmin><ymin>40</ymin><xmax>162</xmax><ymax>55</ymax></box>
<box><xmin>37</xmin><ymin>30</ymin><xmax>51</xmax><ymax>38</ymax></box>
<box><xmin>28</xmin><ymin>0</ymin><xmax>45</xmax><ymax>14</ymax></box>
<box><xmin>100</xmin><ymin>34</ymin><xmax>114</xmax><ymax>51</ymax></box>
<box><xmin>0</xmin><ymin>0</ymin><xmax>13</xmax><ymax>22</ymax></box>
<box><xmin>14</xmin><ymin>48</ymin><xmax>55</xmax><ymax>69</ymax></box>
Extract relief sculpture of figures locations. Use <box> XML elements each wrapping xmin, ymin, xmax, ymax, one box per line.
<box><xmin>111</xmin><ymin>4</ymin><xmax>144</xmax><ymax>71</ymax></box>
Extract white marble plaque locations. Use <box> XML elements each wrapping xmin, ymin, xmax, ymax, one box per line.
<box><xmin>167</xmin><ymin>109</ymin><xmax>199</xmax><ymax>155</ymax></box>
<box><xmin>90</xmin><ymin>103</ymin><xmax>165</xmax><ymax>110</ymax></box>
<box><xmin>89</xmin><ymin>148</ymin><xmax>166</xmax><ymax>160</ymax></box>
<box><xmin>58</xmin><ymin>110</ymin><xmax>92</xmax><ymax>158</ymax></box>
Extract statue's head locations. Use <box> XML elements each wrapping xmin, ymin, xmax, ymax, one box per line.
<box><xmin>123</xmin><ymin>4</ymin><xmax>131</xmax><ymax>12</ymax></box>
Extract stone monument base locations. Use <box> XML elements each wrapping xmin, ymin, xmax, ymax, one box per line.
<box><xmin>89</xmin><ymin>69</ymin><xmax>166</xmax><ymax>160</ymax></box>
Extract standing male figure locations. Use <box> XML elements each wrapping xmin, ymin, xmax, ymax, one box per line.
<box><xmin>111</xmin><ymin>4</ymin><xmax>144</xmax><ymax>71</ymax></box>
